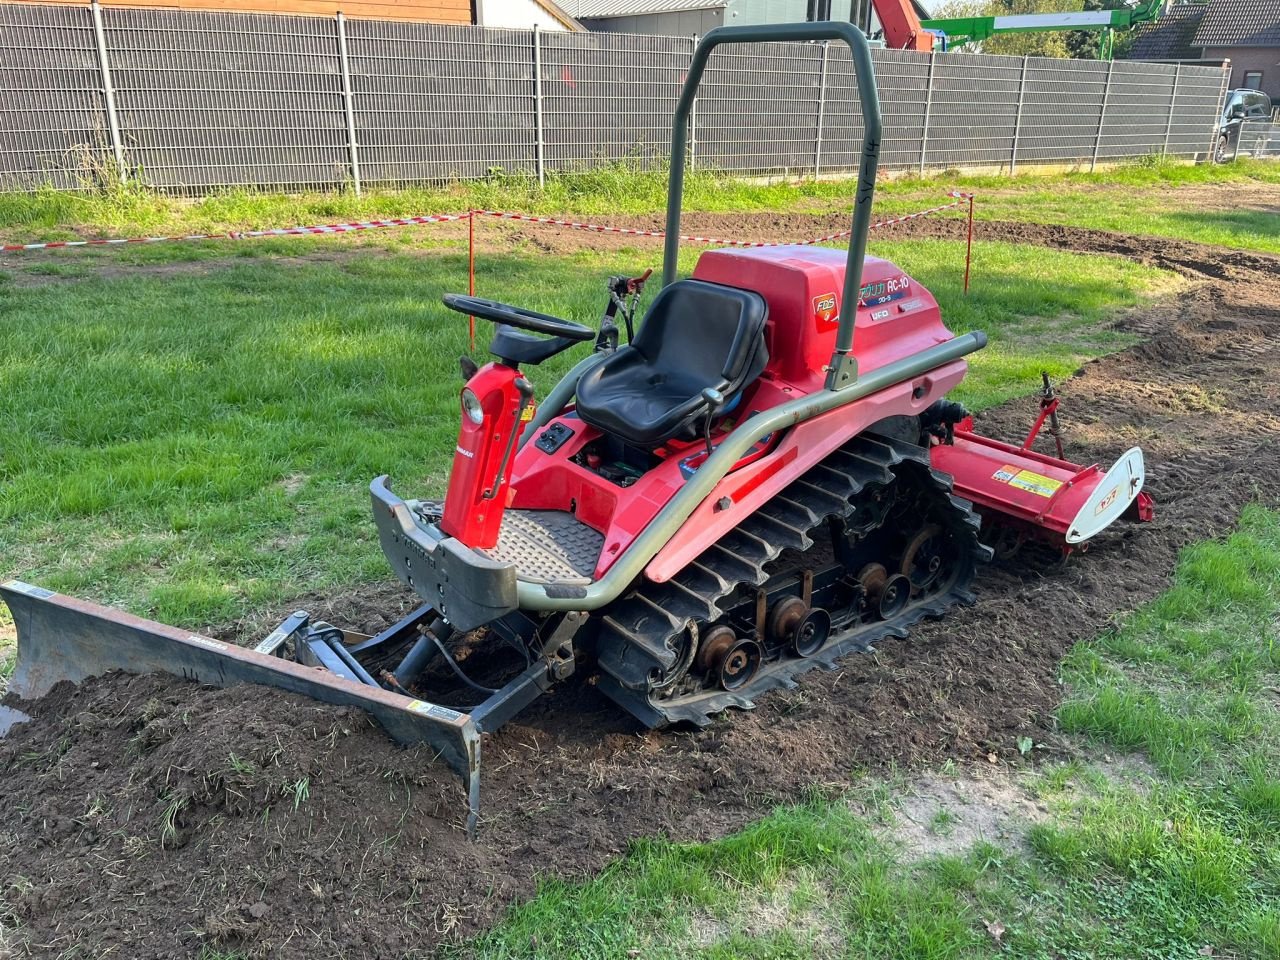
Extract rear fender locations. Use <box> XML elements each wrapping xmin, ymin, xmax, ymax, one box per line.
<box><xmin>644</xmin><ymin>359</ymin><xmax>968</xmax><ymax>583</ymax></box>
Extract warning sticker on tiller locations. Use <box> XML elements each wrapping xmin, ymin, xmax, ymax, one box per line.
<box><xmin>993</xmin><ymin>464</ymin><xmax>1063</xmax><ymax>498</ymax></box>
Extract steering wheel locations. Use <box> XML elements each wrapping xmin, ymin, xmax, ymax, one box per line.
<box><xmin>442</xmin><ymin>294</ymin><xmax>594</xmax><ymax>342</ymax></box>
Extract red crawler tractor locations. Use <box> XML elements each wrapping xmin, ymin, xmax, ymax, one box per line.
<box><xmin>1</xmin><ymin>22</ymin><xmax>1151</xmax><ymax>833</ymax></box>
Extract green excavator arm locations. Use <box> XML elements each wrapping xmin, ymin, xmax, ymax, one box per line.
<box><xmin>920</xmin><ymin>0</ymin><xmax>1168</xmax><ymax>58</ymax></box>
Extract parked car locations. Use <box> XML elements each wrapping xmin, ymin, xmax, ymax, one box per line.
<box><xmin>1217</xmin><ymin>89</ymin><xmax>1273</xmax><ymax>162</ymax></box>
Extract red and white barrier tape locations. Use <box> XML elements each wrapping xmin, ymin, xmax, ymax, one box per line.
<box><xmin>1</xmin><ymin>194</ymin><xmax>972</xmax><ymax>254</ymax></box>
<box><xmin>0</xmin><ymin>213</ymin><xmax>469</xmax><ymax>253</ymax></box>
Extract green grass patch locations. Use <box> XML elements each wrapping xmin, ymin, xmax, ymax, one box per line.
<box><xmin>460</xmin><ymin>799</ymin><xmax>989</xmax><ymax>960</ymax></box>
<box><xmin>0</xmin><ymin>235</ymin><xmax>1172</xmax><ymax>626</ymax></box>
<box><xmin>1059</xmin><ymin>503</ymin><xmax>1280</xmax><ymax>780</ymax></box>
<box><xmin>1002</xmin><ymin>507</ymin><xmax>1280</xmax><ymax>956</ymax></box>
<box><xmin>0</xmin><ymin>164</ymin><xmax>860</xmax><ymax>238</ymax></box>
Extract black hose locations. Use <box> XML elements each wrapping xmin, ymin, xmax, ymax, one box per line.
<box><xmin>322</xmin><ymin>635</ymin><xmax>382</xmax><ymax>688</ymax></box>
<box><xmin>428</xmin><ymin>631</ymin><xmax>499</xmax><ymax>695</ymax></box>
<box><xmin>392</xmin><ymin>616</ymin><xmax>453</xmax><ymax>687</ymax></box>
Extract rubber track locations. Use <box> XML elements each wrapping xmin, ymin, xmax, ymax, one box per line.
<box><xmin>595</xmin><ymin>433</ymin><xmax>991</xmax><ymax>728</ymax></box>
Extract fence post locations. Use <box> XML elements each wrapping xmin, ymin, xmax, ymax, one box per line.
<box><xmin>89</xmin><ymin>0</ymin><xmax>126</xmax><ymax>182</ymax></box>
<box><xmin>1209</xmin><ymin>62</ymin><xmax>1231</xmax><ymax>162</ymax></box>
<box><xmin>919</xmin><ymin>50</ymin><xmax>935</xmax><ymax>176</ymax></box>
<box><xmin>688</xmin><ymin>35</ymin><xmax>698</xmax><ymax>171</ymax></box>
<box><xmin>1010</xmin><ymin>57</ymin><xmax>1028</xmax><ymax>174</ymax></box>
<box><xmin>1161</xmin><ymin>63</ymin><xmax>1180</xmax><ymax>156</ymax></box>
<box><xmin>532</xmin><ymin>25</ymin><xmax>545</xmax><ymax>187</ymax></box>
<box><xmin>1091</xmin><ymin>59</ymin><xmax>1114</xmax><ymax>172</ymax></box>
<box><xmin>335</xmin><ymin>13</ymin><xmax>362</xmax><ymax>196</ymax></box>
<box><xmin>813</xmin><ymin>42</ymin><xmax>829</xmax><ymax>179</ymax></box>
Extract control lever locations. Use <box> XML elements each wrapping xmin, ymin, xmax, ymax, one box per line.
<box><xmin>596</xmin><ymin>267</ymin><xmax>655</xmax><ymax>353</ymax></box>
<box><xmin>482</xmin><ymin>377</ymin><xmax>535</xmax><ymax>500</ymax></box>
<box><xmin>701</xmin><ymin>387</ymin><xmax>724</xmax><ymax>459</ymax></box>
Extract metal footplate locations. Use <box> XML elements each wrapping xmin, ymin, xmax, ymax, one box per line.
<box><xmin>594</xmin><ymin>433</ymin><xmax>991</xmax><ymax>728</ymax></box>
<box><xmin>479</xmin><ymin>509</ymin><xmax>604</xmax><ymax>584</ymax></box>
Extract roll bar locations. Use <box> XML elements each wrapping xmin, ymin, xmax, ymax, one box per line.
<box><xmin>661</xmin><ymin>22</ymin><xmax>883</xmax><ymax>391</ymax></box>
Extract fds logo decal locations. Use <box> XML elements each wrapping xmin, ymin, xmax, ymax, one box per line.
<box><xmin>813</xmin><ymin>292</ymin><xmax>838</xmax><ymax>330</ymax></box>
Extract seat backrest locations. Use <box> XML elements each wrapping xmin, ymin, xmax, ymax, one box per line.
<box><xmin>632</xmin><ymin>279</ymin><xmax>768</xmax><ymax>389</ymax></box>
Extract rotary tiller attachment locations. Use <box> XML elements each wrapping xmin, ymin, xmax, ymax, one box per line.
<box><xmin>928</xmin><ymin>376</ymin><xmax>1154</xmax><ymax>554</ymax></box>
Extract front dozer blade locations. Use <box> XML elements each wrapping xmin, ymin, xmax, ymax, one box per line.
<box><xmin>1</xmin><ymin>580</ymin><xmax>483</xmax><ymax>834</ymax></box>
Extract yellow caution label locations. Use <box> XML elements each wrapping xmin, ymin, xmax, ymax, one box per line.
<box><xmin>520</xmin><ymin>404</ymin><xmax>536</xmax><ymax>422</ymax></box>
<box><xmin>993</xmin><ymin>464</ymin><xmax>1063</xmax><ymax>498</ymax></box>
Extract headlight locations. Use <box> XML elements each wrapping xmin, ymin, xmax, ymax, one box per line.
<box><xmin>461</xmin><ymin>388</ymin><xmax>485</xmax><ymax>425</ymax></box>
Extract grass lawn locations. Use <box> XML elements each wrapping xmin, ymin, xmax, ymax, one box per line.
<box><xmin>456</xmin><ymin>506</ymin><xmax>1280</xmax><ymax>960</ymax></box>
<box><xmin>0</xmin><ymin>233</ymin><xmax>1175</xmax><ymax>628</ymax></box>
<box><xmin>877</xmin><ymin>158</ymin><xmax>1280</xmax><ymax>256</ymax></box>
<box><xmin>1</xmin><ymin>157</ymin><xmax>1279</xmax><ymax>254</ymax></box>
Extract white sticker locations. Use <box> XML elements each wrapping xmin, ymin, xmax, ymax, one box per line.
<box><xmin>186</xmin><ymin>635</ymin><xmax>228</xmax><ymax>652</ymax></box>
<box><xmin>408</xmin><ymin>699</ymin><xmax>465</xmax><ymax>724</ymax></box>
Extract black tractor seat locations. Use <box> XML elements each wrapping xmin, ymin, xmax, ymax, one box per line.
<box><xmin>575</xmin><ymin>279</ymin><xmax>769</xmax><ymax>448</ymax></box>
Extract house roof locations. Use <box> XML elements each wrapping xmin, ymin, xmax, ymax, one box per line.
<box><xmin>536</xmin><ymin>0</ymin><xmax>588</xmax><ymax>30</ymax></box>
<box><xmin>1130</xmin><ymin>2</ymin><xmax>1207</xmax><ymax>59</ymax></box>
<box><xmin>1194</xmin><ymin>0</ymin><xmax>1280</xmax><ymax>47</ymax></box>
<box><xmin>572</xmin><ymin>0</ymin><xmax>725</xmax><ymax>18</ymax></box>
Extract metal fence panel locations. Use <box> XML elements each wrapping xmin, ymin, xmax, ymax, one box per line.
<box><xmin>1018</xmin><ymin>57</ymin><xmax>1109</xmax><ymax>165</ymax></box>
<box><xmin>539</xmin><ymin>29</ymin><xmax>685</xmax><ymax>172</ymax></box>
<box><xmin>1098</xmin><ymin>60</ymin><xmax>1176</xmax><ymax>160</ymax></box>
<box><xmin>697</xmin><ymin>40</ymin><xmax>824</xmax><ymax>174</ymax></box>
<box><xmin>347</xmin><ymin>20</ymin><xmax>535</xmax><ymax>184</ymax></box>
<box><xmin>813</xmin><ymin>44</ymin><xmax>863</xmax><ymax>174</ymax></box>
<box><xmin>103</xmin><ymin>7</ymin><xmax>349</xmax><ymax>192</ymax></box>
<box><xmin>819</xmin><ymin>47</ymin><xmax>924</xmax><ymax>174</ymax></box>
<box><xmin>1169</xmin><ymin>66</ymin><xmax>1228</xmax><ymax>161</ymax></box>
<box><xmin>0</xmin><ymin>3</ymin><xmax>107</xmax><ymax>190</ymax></box>
<box><xmin>925</xmin><ymin>52</ymin><xmax>1021</xmax><ymax>169</ymax></box>
<box><xmin>1238</xmin><ymin>120</ymin><xmax>1280</xmax><ymax>159</ymax></box>
<box><xmin>0</xmin><ymin>5</ymin><xmax>1234</xmax><ymax>193</ymax></box>
<box><xmin>875</xmin><ymin>50</ymin><xmax>933</xmax><ymax>171</ymax></box>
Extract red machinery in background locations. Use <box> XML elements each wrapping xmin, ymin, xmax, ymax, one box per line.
<box><xmin>822</xmin><ymin>0</ymin><xmax>934</xmax><ymax>51</ymax></box>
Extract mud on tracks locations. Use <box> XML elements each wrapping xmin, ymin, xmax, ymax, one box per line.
<box><xmin>3</xmin><ymin>228</ymin><xmax>1280</xmax><ymax>958</ymax></box>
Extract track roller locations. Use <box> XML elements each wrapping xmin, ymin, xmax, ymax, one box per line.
<box><xmin>856</xmin><ymin>564</ymin><xmax>910</xmax><ymax>619</ymax></box>
<box><xmin>717</xmin><ymin>638</ymin><xmax>762</xmax><ymax>690</ymax></box>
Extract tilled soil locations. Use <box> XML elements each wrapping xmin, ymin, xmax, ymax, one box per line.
<box><xmin>4</xmin><ymin>225</ymin><xmax>1280</xmax><ymax>959</ymax></box>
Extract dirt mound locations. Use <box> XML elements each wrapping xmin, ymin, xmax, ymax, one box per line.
<box><xmin>4</xmin><ymin>229</ymin><xmax>1280</xmax><ymax>958</ymax></box>
<box><xmin>0</xmin><ymin>674</ymin><xmax>493</xmax><ymax>959</ymax></box>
